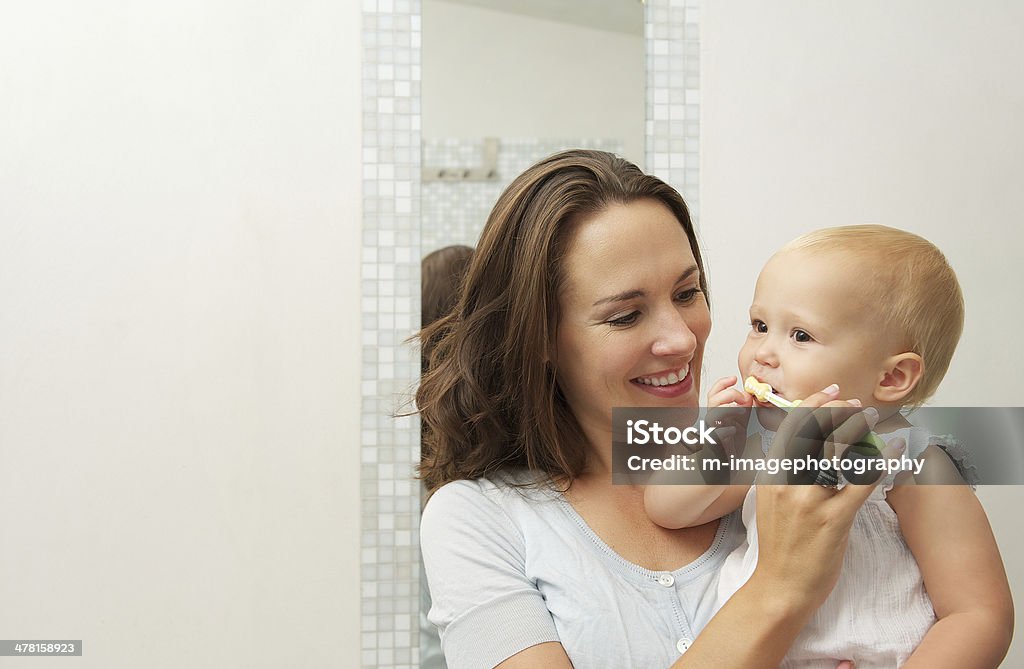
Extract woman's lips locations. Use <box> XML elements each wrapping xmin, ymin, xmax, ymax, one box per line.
<box><xmin>631</xmin><ymin>367</ymin><xmax>694</xmax><ymax>398</ymax></box>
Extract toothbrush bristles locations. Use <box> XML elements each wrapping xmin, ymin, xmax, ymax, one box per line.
<box><xmin>743</xmin><ymin>376</ymin><xmax>801</xmax><ymax>409</ymax></box>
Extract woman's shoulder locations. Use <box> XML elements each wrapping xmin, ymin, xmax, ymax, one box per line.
<box><xmin>422</xmin><ymin>470</ymin><xmax>561</xmax><ymax>533</ymax></box>
<box><xmin>426</xmin><ymin>469</ymin><xmax>550</xmax><ymax>505</ymax></box>
<box><xmin>420</xmin><ymin>471</ymin><xmax>572</xmax><ymax>575</ymax></box>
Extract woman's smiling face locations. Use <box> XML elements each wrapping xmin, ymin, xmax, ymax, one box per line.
<box><xmin>555</xmin><ymin>198</ymin><xmax>710</xmax><ymax>448</ymax></box>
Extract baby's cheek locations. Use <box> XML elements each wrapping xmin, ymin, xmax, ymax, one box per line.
<box><xmin>790</xmin><ymin>371</ymin><xmax>833</xmax><ymax>401</ymax></box>
<box><xmin>736</xmin><ymin>342</ymin><xmax>753</xmax><ymax>375</ymax></box>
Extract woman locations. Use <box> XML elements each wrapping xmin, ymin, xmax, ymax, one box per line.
<box><xmin>418</xmin><ymin>150</ymin><xmax>877</xmax><ymax>668</ymax></box>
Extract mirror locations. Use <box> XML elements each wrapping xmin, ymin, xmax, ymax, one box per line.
<box><xmin>418</xmin><ymin>2</ymin><xmax>645</xmax><ymax>666</ymax></box>
<box><xmin>360</xmin><ymin>0</ymin><xmax>705</xmax><ymax>665</ymax></box>
<box><xmin>420</xmin><ymin>0</ymin><xmax>646</xmax><ymax>254</ymax></box>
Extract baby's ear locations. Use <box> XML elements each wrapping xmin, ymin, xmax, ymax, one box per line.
<box><xmin>875</xmin><ymin>353</ymin><xmax>924</xmax><ymax>403</ymax></box>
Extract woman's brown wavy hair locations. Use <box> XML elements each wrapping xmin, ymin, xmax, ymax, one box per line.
<box><xmin>417</xmin><ymin>150</ymin><xmax>707</xmax><ymax>493</ymax></box>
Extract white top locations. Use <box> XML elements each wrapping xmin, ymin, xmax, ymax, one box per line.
<box><xmin>717</xmin><ymin>426</ymin><xmax>944</xmax><ymax>669</ymax></box>
<box><xmin>421</xmin><ymin>471</ymin><xmax>744</xmax><ymax>669</ymax></box>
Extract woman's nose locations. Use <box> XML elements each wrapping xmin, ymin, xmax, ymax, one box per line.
<box><xmin>651</xmin><ymin>309</ymin><xmax>698</xmax><ymax>357</ymax></box>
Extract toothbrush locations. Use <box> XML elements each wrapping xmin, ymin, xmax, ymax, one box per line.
<box><xmin>744</xmin><ymin>376</ymin><xmax>884</xmax><ymax>461</ymax></box>
<box><xmin>744</xmin><ymin>376</ymin><xmax>803</xmax><ymax>410</ymax></box>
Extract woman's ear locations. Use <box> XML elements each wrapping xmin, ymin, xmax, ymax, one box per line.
<box><xmin>544</xmin><ymin>330</ymin><xmax>560</xmax><ymax>369</ymax></box>
<box><xmin>875</xmin><ymin>353</ymin><xmax>924</xmax><ymax>403</ymax></box>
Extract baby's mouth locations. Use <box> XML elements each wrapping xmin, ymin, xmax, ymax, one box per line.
<box><xmin>633</xmin><ymin>364</ymin><xmax>690</xmax><ymax>387</ymax></box>
<box><xmin>746</xmin><ymin>375</ymin><xmax>790</xmax><ymax>404</ymax></box>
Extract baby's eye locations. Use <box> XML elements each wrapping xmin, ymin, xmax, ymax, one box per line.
<box><xmin>608</xmin><ymin>311</ymin><xmax>640</xmax><ymax>327</ymax></box>
<box><xmin>751</xmin><ymin>320</ymin><xmax>768</xmax><ymax>334</ymax></box>
<box><xmin>792</xmin><ymin>329</ymin><xmax>813</xmax><ymax>343</ymax></box>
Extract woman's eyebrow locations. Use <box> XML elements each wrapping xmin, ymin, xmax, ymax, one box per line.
<box><xmin>591</xmin><ymin>266</ymin><xmax>699</xmax><ymax>307</ymax></box>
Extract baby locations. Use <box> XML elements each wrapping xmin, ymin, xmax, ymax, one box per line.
<box><xmin>645</xmin><ymin>225</ymin><xmax>1012</xmax><ymax>668</ymax></box>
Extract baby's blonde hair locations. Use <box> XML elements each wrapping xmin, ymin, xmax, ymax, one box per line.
<box><xmin>782</xmin><ymin>225</ymin><xmax>964</xmax><ymax>406</ymax></box>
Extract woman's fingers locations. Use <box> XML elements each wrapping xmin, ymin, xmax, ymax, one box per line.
<box><xmin>826</xmin><ymin>406</ymin><xmax>880</xmax><ymax>456</ymax></box>
<box><xmin>765</xmin><ymin>386</ymin><xmax>872</xmax><ymax>481</ymax></box>
<box><xmin>832</xmin><ymin>437</ymin><xmax>906</xmax><ymax>511</ymax></box>
<box><xmin>801</xmin><ymin>384</ymin><xmax>842</xmax><ymax>406</ymax></box>
<box><xmin>881</xmin><ymin>435</ymin><xmax>907</xmax><ymax>460</ymax></box>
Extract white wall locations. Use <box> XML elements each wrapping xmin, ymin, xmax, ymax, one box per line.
<box><xmin>702</xmin><ymin>1</ymin><xmax>1024</xmax><ymax>664</ymax></box>
<box><xmin>0</xmin><ymin>2</ymin><xmax>362</xmax><ymax>667</ymax></box>
<box><xmin>422</xmin><ymin>0</ymin><xmax>646</xmax><ymax>166</ymax></box>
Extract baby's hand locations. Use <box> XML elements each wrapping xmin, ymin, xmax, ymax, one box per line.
<box><xmin>707</xmin><ymin>375</ymin><xmax>755</xmax><ymax>408</ymax></box>
<box><xmin>705</xmin><ymin>376</ymin><xmax>753</xmax><ymax>459</ymax></box>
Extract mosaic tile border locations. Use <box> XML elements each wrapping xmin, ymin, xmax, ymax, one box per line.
<box><xmin>647</xmin><ymin>0</ymin><xmax>701</xmax><ymax>223</ymax></box>
<box><xmin>360</xmin><ymin>1</ymin><xmax>699</xmax><ymax>666</ymax></box>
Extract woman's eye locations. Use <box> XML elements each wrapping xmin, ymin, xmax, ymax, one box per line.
<box><xmin>792</xmin><ymin>329</ymin><xmax>812</xmax><ymax>343</ymax></box>
<box><xmin>674</xmin><ymin>288</ymin><xmax>701</xmax><ymax>304</ymax></box>
<box><xmin>608</xmin><ymin>311</ymin><xmax>640</xmax><ymax>327</ymax></box>
<box><xmin>752</xmin><ymin>320</ymin><xmax>767</xmax><ymax>333</ymax></box>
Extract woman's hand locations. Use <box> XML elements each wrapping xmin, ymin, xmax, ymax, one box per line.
<box><xmin>671</xmin><ymin>387</ymin><xmax>889</xmax><ymax>669</ymax></box>
<box><xmin>751</xmin><ymin>385</ymin><xmax>893</xmax><ymax>609</ymax></box>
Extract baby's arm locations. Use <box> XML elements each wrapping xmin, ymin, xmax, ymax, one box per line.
<box><xmin>645</xmin><ymin>433</ymin><xmax>759</xmax><ymax>528</ymax></box>
<box><xmin>645</xmin><ymin>376</ymin><xmax>756</xmax><ymax>529</ymax></box>
<box><xmin>887</xmin><ymin>454</ymin><xmax>1013</xmax><ymax>668</ymax></box>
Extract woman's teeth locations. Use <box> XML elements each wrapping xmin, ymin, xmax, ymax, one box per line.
<box><xmin>636</xmin><ymin>365</ymin><xmax>689</xmax><ymax>387</ymax></box>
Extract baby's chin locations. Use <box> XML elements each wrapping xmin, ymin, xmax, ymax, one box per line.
<box><xmin>753</xmin><ymin>405</ymin><xmax>788</xmax><ymax>431</ymax></box>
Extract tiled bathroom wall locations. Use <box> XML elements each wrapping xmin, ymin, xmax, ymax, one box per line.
<box><xmin>360</xmin><ymin>4</ymin><xmax>421</xmax><ymax>668</ymax></box>
<box><xmin>646</xmin><ymin>0</ymin><xmax>702</xmax><ymax>221</ymax></box>
<box><xmin>421</xmin><ymin>138</ymin><xmax>624</xmax><ymax>253</ymax></box>
<box><xmin>361</xmin><ymin>1</ymin><xmax>699</xmax><ymax>666</ymax></box>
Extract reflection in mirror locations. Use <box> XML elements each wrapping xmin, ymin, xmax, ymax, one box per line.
<box><xmin>419</xmin><ymin>2</ymin><xmax>645</xmax><ymax>665</ymax></box>
<box><xmin>417</xmin><ymin>245</ymin><xmax>474</xmax><ymax>669</ymax></box>
<box><xmin>421</xmin><ymin>0</ymin><xmax>645</xmax><ymax>252</ymax></box>
<box><xmin>415</xmin><ymin>1</ymin><xmax>638</xmax><ymax>663</ymax></box>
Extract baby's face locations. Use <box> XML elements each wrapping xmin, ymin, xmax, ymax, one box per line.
<box><xmin>738</xmin><ymin>248</ymin><xmax>899</xmax><ymax>407</ymax></box>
